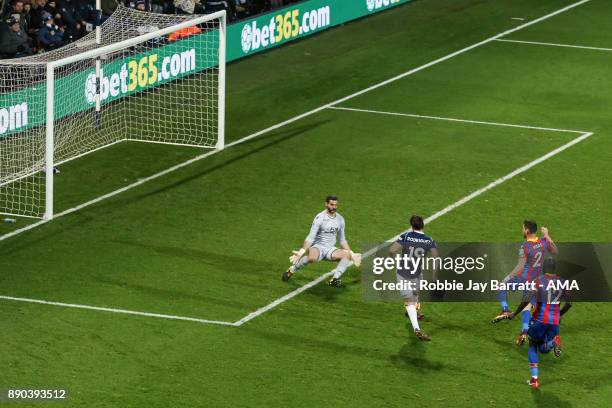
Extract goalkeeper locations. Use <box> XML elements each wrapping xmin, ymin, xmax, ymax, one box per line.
<box><xmin>282</xmin><ymin>195</ymin><xmax>361</xmax><ymax>287</ymax></box>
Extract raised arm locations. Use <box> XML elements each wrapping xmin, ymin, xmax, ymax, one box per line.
<box><xmin>541</xmin><ymin>227</ymin><xmax>558</xmax><ymax>254</ymax></box>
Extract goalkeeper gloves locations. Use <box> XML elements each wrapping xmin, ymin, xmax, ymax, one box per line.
<box><xmin>349</xmin><ymin>250</ymin><xmax>362</xmax><ymax>268</ymax></box>
<box><xmin>289</xmin><ymin>248</ymin><xmax>306</xmax><ymax>264</ymax></box>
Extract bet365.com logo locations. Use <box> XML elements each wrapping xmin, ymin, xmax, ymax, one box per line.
<box><xmin>366</xmin><ymin>0</ymin><xmax>401</xmax><ymax>12</ymax></box>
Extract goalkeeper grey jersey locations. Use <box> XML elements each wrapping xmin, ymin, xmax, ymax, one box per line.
<box><xmin>305</xmin><ymin>210</ymin><xmax>347</xmax><ymax>248</ymax></box>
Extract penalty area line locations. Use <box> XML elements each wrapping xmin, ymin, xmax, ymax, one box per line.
<box><xmin>0</xmin><ymin>295</ymin><xmax>237</xmax><ymax>327</ymax></box>
<box><xmin>235</xmin><ymin>130</ymin><xmax>594</xmax><ymax>326</ymax></box>
<box><xmin>327</xmin><ymin>106</ymin><xmax>589</xmax><ymax>134</ymax></box>
<box><xmin>495</xmin><ymin>38</ymin><xmax>612</xmax><ymax>53</ymax></box>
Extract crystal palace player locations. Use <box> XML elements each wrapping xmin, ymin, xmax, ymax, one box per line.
<box><xmin>496</xmin><ymin>220</ymin><xmax>558</xmax><ymax>343</ymax></box>
<box><xmin>282</xmin><ymin>195</ymin><xmax>361</xmax><ymax>287</ymax></box>
<box><xmin>493</xmin><ymin>258</ymin><xmax>572</xmax><ymax>389</ymax></box>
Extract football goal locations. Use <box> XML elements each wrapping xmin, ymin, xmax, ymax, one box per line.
<box><xmin>0</xmin><ymin>5</ymin><xmax>226</xmax><ymax>220</ymax></box>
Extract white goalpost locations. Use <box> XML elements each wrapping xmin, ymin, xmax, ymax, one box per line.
<box><xmin>0</xmin><ymin>6</ymin><xmax>226</xmax><ymax>220</ymax></box>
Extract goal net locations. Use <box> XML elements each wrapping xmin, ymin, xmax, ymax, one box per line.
<box><xmin>0</xmin><ymin>5</ymin><xmax>225</xmax><ymax>220</ymax></box>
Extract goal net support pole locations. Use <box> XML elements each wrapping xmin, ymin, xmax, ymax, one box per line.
<box><xmin>217</xmin><ymin>13</ymin><xmax>226</xmax><ymax>151</ymax></box>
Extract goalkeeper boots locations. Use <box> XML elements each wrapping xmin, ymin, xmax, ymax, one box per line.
<box><xmin>328</xmin><ymin>278</ymin><xmax>342</xmax><ymax>287</ymax></box>
<box><xmin>414</xmin><ymin>329</ymin><xmax>432</xmax><ymax>342</ymax></box>
<box><xmin>281</xmin><ymin>269</ymin><xmax>293</xmax><ymax>282</ymax></box>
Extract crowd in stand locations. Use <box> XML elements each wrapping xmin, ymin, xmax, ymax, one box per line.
<box><xmin>0</xmin><ymin>0</ymin><xmax>298</xmax><ymax>59</ymax></box>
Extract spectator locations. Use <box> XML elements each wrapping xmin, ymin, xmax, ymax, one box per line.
<box><xmin>202</xmin><ymin>0</ymin><xmax>232</xmax><ymax>18</ymax></box>
<box><xmin>1</xmin><ymin>0</ymin><xmax>290</xmax><ymax>59</ymax></box>
<box><xmin>174</xmin><ymin>0</ymin><xmax>196</xmax><ymax>14</ymax></box>
<box><xmin>4</xmin><ymin>0</ymin><xmax>29</xmax><ymax>31</ymax></box>
<box><xmin>125</xmin><ymin>0</ymin><xmax>147</xmax><ymax>12</ymax></box>
<box><xmin>76</xmin><ymin>0</ymin><xmax>96</xmax><ymax>30</ymax></box>
<box><xmin>148</xmin><ymin>0</ymin><xmax>172</xmax><ymax>14</ymax></box>
<box><xmin>22</xmin><ymin>0</ymin><xmax>33</xmax><ymax>33</ymax></box>
<box><xmin>58</xmin><ymin>0</ymin><xmax>85</xmax><ymax>41</ymax></box>
<box><xmin>44</xmin><ymin>0</ymin><xmax>64</xmax><ymax>27</ymax></box>
<box><xmin>37</xmin><ymin>11</ymin><xmax>63</xmax><ymax>49</ymax></box>
<box><xmin>29</xmin><ymin>0</ymin><xmax>47</xmax><ymax>31</ymax></box>
<box><xmin>0</xmin><ymin>16</ymin><xmax>34</xmax><ymax>57</ymax></box>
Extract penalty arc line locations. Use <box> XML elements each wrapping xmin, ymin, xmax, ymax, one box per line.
<box><xmin>0</xmin><ymin>0</ymin><xmax>592</xmax><ymax>243</ymax></box>
<box><xmin>234</xmin><ymin>131</ymin><xmax>594</xmax><ymax>326</ymax></box>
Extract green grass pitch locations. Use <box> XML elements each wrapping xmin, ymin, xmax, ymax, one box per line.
<box><xmin>1</xmin><ymin>0</ymin><xmax>612</xmax><ymax>406</ymax></box>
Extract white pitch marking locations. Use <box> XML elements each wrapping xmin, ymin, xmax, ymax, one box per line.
<box><xmin>233</xmin><ymin>271</ymin><xmax>334</xmax><ymax>326</ymax></box>
<box><xmin>495</xmin><ymin>38</ymin><xmax>612</xmax><ymax>53</ymax></box>
<box><xmin>328</xmin><ymin>106</ymin><xmax>588</xmax><ymax>134</ymax></box>
<box><xmin>0</xmin><ymin>295</ymin><xmax>237</xmax><ymax>326</ymax></box>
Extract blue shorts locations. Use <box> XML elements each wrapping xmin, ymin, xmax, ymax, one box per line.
<box><xmin>528</xmin><ymin>321</ymin><xmax>559</xmax><ymax>345</ymax></box>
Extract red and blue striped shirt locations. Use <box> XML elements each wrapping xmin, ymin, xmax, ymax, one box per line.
<box><xmin>519</xmin><ymin>237</ymin><xmax>551</xmax><ymax>281</ymax></box>
<box><xmin>531</xmin><ymin>274</ymin><xmax>569</xmax><ymax>325</ymax></box>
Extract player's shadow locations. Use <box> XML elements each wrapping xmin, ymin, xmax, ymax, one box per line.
<box><xmin>389</xmin><ymin>340</ymin><xmax>444</xmax><ymax>372</ymax></box>
<box><xmin>490</xmin><ymin>337</ymin><xmax>527</xmax><ymax>358</ymax></box>
<box><xmin>240</xmin><ymin>324</ymin><xmax>401</xmax><ymax>362</ymax></box>
<box><xmin>113</xmin><ymin>239</ymin><xmax>277</xmax><ymax>285</ymax></box>
<box><xmin>0</xmin><ymin>214</ymin><xmax>97</xmax><ymax>256</ymax></box>
<box><xmin>532</xmin><ymin>391</ymin><xmax>573</xmax><ymax>408</ymax></box>
<box><xmin>304</xmin><ymin>271</ymin><xmax>360</xmax><ymax>302</ymax></box>
<box><xmin>93</xmin><ymin>275</ymin><xmax>250</xmax><ymax>311</ymax></box>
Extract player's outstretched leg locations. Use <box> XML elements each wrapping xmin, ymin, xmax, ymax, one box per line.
<box><xmin>516</xmin><ymin>304</ymin><xmax>532</xmax><ymax>345</ymax></box>
<box><xmin>538</xmin><ymin>334</ymin><xmax>562</xmax><ymax>358</ymax></box>
<box><xmin>405</xmin><ymin>301</ymin><xmax>431</xmax><ymax>341</ymax></box>
<box><xmin>282</xmin><ymin>248</ymin><xmax>319</xmax><ymax>281</ymax></box>
<box><xmin>528</xmin><ymin>342</ymin><xmax>540</xmax><ymax>389</ymax></box>
<box><xmin>404</xmin><ymin>302</ymin><xmax>425</xmax><ymax>320</ymax></box>
<box><xmin>552</xmin><ymin>335</ymin><xmax>562</xmax><ymax>357</ymax></box>
<box><xmin>328</xmin><ymin>249</ymin><xmax>352</xmax><ymax>287</ymax></box>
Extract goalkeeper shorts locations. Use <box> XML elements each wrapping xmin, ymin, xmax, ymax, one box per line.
<box><xmin>311</xmin><ymin>244</ymin><xmax>338</xmax><ymax>262</ymax></box>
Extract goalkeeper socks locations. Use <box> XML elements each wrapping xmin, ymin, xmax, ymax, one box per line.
<box><xmin>290</xmin><ymin>256</ymin><xmax>309</xmax><ymax>273</ymax></box>
<box><xmin>332</xmin><ymin>258</ymin><xmax>351</xmax><ymax>279</ymax></box>
<box><xmin>406</xmin><ymin>304</ymin><xmax>420</xmax><ymax>331</ymax></box>
<box><xmin>521</xmin><ymin>310</ymin><xmax>531</xmax><ymax>332</ymax></box>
